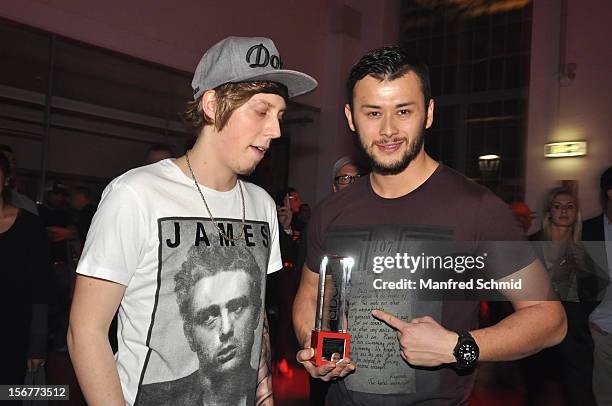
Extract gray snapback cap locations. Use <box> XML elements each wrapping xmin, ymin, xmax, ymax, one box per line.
<box><xmin>191</xmin><ymin>36</ymin><xmax>318</xmax><ymax>100</ymax></box>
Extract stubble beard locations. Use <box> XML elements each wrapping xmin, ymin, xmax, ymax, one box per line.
<box><xmin>357</xmin><ymin>119</ymin><xmax>427</xmax><ymax>175</ymax></box>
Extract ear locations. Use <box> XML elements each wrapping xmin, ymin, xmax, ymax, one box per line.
<box><xmin>201</xmin><ymin>89</ymin><xmax>217</xmax><ymax>124</ymax></box>
<box><xmin>425</xmin><ymin>99</ymin><xmax>435</xmax><ymax>129</ymax></box>
<box><xmin>344</xmin><ymin>104</ymin><xmax>356</xmax><ymax>132</ymax></box>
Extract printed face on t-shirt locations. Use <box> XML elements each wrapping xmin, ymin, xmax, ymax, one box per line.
<box><xmin>186</xmin><ymin>270</ymin><xmax>258</xmax><ymax>374</ymax></box>
<box><xmin>344</xmin><ymin>72</ymin><xmax>434</xmax><ymax>175</ymax></box>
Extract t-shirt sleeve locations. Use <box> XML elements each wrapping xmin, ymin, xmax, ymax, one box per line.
<box><xmin>76</xmin><ymin>181</ymin><xmax>146</xmax><ymax>286</ymax></box>
<box><xmin>305</xmin><ymin>203</ymin><xmax>326</xmax><ymax>273</ymax></box>
<box><xmin>267</xmin><ymin>199</ymin><xmax>282</xmax><ymax>274</ymax></box>
<box><xmin>476</xmin><ymin>192</ymin><xmax>536</xmax><ymax>279</ymax></box>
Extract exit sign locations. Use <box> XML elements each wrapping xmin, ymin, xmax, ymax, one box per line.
<box><xmin>544</xmin><ymin>141</ymin><xmax>587</xmax><ymax>158</ymax></box>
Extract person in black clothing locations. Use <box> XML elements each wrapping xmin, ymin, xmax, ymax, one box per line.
<box><xmin>584</xmin><ymin>166</ymin><xmax>612</xmax><ymax>405</ymax></box>
<box><xmin>39</xmin><ymin>182</ymin><xmax>77</xmax><ymax>351</ymax></box>
<box><xmin>524</xmin><ymin>187</ymin><xmax>601</xmax><ymax>406</ymax></box>
<box><xmin>266</xmin><ymin>190</ymin><xmax>300</xmax><ymax>376</ymax></box>
<box><xmin>0</xmin><ymin>151</ymin><xmax>50</xmax><ymax>384</ymax></box>
<box><xmin>71</xmin><ymin>186</ymin><xmax>96</xmax><ymax>245</ymax></box>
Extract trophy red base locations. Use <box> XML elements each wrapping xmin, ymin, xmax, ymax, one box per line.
<box><xmin>311</xmin><ymin>329</ymin><xmax>351</xmax><ymax>366</ymax></box>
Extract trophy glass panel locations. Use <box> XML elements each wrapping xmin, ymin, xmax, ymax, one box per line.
<box><xmin>312</xmin><ymin>255</ymin><xmax>353</xmax><ymax>365</ymax></box>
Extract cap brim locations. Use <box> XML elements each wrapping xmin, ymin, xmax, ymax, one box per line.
<box><xmin>239</xmin><ymin>69</ymin><xmax>318</xmax><ymax>98</ymax></box>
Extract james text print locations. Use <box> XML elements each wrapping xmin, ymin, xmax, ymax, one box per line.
<box><xmin>136</xmin><ymin>217</ymin><xmax>271</xmax><ymax>406</ymax></box>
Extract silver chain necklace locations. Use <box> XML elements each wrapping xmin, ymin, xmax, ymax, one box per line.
<box><xmin>185</xmin><ymin>151</ymin><xmax>245</xmax><ymax>241</ymax></box>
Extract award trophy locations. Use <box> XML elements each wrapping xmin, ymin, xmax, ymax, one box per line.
<box><xmin>311</xmin><ymin>255</ymin><xmax>354</xmax><ymax>366</ymax></box>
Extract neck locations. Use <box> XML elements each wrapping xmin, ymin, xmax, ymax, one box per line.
<box><xmin>369</xmin><ymin>152</ymin><xmax>439</xmax><ymax>199</ymax></box>
<box><xmin>606</xmin><ymin>203</ymin><xmax>612</xmax><ymax>223</ymax></box>
<box><xmin>178</xmin><ymin>131</ymin><xmax>237</xmax><ymax>191</ymax></box>
<box><xmin>550</xmin><ymin>225</ymin><xmax>573</xmax><ymax>241</ymax></box>
<box><xmin>197</xmin><ymin>368</ymin><xmax>248</xmax><ymax>405</ymax></box>
<box><xmin>0</xmin><ymin>199</ymin><xmax>17</xmax><ymax>220</ymax></box>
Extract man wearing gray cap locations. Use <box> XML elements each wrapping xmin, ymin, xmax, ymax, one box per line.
<box><xmin>68</xmin><ymin>36</ymin><xmax>317</xmax><ymax>406</ymax></box>
<box><xmin>331</xmin><ymin>156</ymin><xmax>366</xmax><ymax>193</ymax></box>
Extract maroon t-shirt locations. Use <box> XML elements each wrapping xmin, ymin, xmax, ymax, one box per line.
<box><xmin>306</xmin><ymin>164</ymin><xmax>534</xmax><ymax>406</ymax></box>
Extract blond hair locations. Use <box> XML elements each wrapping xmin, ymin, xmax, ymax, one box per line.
<box><xmin>542</xmin><ymin>187</ymin><xmax>582</xmax><ymax>241</ymax></box>
<box><xmin>182</xmin><ymin>81</ymin><xmax>288</xmax><ymax>133</ymax></box>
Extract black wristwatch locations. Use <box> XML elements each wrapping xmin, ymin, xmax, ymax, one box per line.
<box><xmin>453</xmin><ymin>331</ymin><xmax>479</xmax><ymax>369</ymax></box>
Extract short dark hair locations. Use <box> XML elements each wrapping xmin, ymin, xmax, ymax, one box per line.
<box><xmin>600</xmin><ymin>166</ymin><xmax>612</xmax><ymax>207</ymax></box>
<box><xmin>182</xmin><ymin>81</ymin><xmax>289</xmax><ymax>133</ymax></box>
<box><xmin>346</xmin><ymin>46</ymin><xmax>431</xmax><ymax>109</ymax></box>
<box><xmin>174</xmin><ymin>244</ymin><xmax>262</xmax><ymax>323</ymax></box>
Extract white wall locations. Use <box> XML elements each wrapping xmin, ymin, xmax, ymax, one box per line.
<box><xmin>525</xmin><ymin>0</ymin><xmax>612</xmax><ymax>231</ymax></box>
<box><xmin>306</xmin><ymin>0</ymin><xmax>401</xmax><ymax>202</ymax></box>
<box><xmin>0</xmin><ymin>0</ymin><xmax>325</xmax><ymax>106</ymax></box>
<box><xmin>0</xmin><ymin>0</ymin><xmax>401</xmax><ymax>205</ymax></box>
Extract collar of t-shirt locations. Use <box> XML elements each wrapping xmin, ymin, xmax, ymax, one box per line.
<box><xmin>365</xmin><ymin>163</ymin><xmax>443</xmax><ymax>203</ymax></box>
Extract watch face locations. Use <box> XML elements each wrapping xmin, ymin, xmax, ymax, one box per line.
<box><xmin>459</xmin><ymin>343</ymin><xmax>478</xmax><ymax>363</ymax></box>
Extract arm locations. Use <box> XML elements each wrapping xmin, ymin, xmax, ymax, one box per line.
<box><xmin>46</xmin><ymin>225</ymin><xmax>78</xmax><ymax>242</ymax></box>
<box><xmin>472</xmin><ymin>259</ymin><xmax>566</xmax><ymax>360</ymax></box>
<box><xmin>293</xmin><ymin>265</ymin><xmax>355</xmax><ymax>381</ymax></box>
<box><xmin>372</xmin><ymin>259</ymin><xmax>567</xmax><ymax>366</ymax></box>
<box><xmin>26</xmin><ymin>304</ymin><xmax>48</xmax><ymax>372</ymax></box>
<box><xmin>255</xmin><ymin>313</ymin><xmax>273</xmax><ymax>406</ymax></box>
<box><xmin>67</xmin><ymin>275</ymin><xmax>126</xmax><ymax>405</ymax></box>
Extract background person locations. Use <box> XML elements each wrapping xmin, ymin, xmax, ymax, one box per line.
<box><xmin>268</xmin><ymin>190</ymin><xmax>300</xmax><ymax>377</ymax></box>
<box><xmin>39</xmin><ymin>181</ymin><xmax>77</xmax><ymax>352</ymax></box>
<box><xmin>331</xmin><ymin>156</ymin><xmax>366</xmax><ymax>193</ymax></box>
<box><xmin>0</xmin><ymin>151</ymin><xmax>50</xmax><ymax>384</ymax></box>
<box><xmin>70</xmin><ymin>186</ymin><xmax>96</xmax><ymax>246</ymax></box>
<box><xmin>0</xmin><ymin>144</ymin><xmax>38</xmax><ymax>215</ymax></box>
<box><xmin>585</xmin><ymin>166</ymin><xmax>612</xmax><ymax>405</ymax></box>
<box><xmin>307</xmin><ymin>156</ymin><xmax>367</xmax><ymax>406</ymax></box>
<box><xmin>524</xmin><ymin>187</ymin><xmax>599</xmax><ymax>405</ymax></box>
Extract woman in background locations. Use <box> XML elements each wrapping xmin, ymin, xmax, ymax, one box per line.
<box><xmin>527</xmin><ymin>187</ymin><xmax>597</xmax><ymax>405</ymax></box>
<box><xmin>0</xmin><ymin>151</ymin><xmax>50</xmax><ymax>384</ymax></box>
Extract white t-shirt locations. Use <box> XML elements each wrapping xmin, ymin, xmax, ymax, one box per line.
<box><xmin>77</xmin><ymin>159</ymin><xmax>282</xmax><ymax>405</ymax></box>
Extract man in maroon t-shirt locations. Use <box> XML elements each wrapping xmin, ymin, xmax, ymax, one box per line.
<box><xmin>293</xmin><ymin>46</ymin><xmax>567</xmax><ymax>405</ymax></box>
